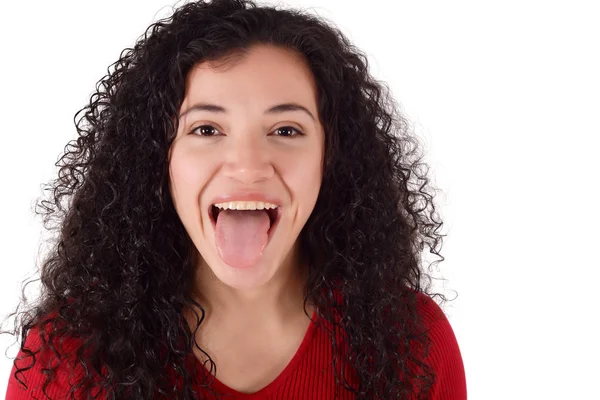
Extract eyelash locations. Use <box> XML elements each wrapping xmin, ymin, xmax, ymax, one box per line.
<box><xmin>188</xmin><ymin>124</ymin><xmax>304</xmax><ymax>138</ymax></box>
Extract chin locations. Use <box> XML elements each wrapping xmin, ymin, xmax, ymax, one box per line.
<box><xmin>211</xmin><ymin>257</ymin><xmax>279</xmax><ymax>290</ymax></box>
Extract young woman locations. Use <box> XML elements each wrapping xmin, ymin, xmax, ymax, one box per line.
<box><xmin>4</xmin><ymin>0</ymin><xmax>466</xmax><ymax>398</ymax></box>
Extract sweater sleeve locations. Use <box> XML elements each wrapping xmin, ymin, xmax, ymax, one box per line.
<box><xmin>417</xmin><ymin>293</ymin><xmax>467</xmax><ymax>400</ymax></box>
<box><xmin>4</xmin><ymin>324</ymin><xmax>99</xmax><ymax>400</ymax></box>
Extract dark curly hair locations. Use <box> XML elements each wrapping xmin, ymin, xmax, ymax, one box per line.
<box><xmin>1</xmin><ymin>0</ymin><xmax>451</xmax><ymax>398</ymax></box>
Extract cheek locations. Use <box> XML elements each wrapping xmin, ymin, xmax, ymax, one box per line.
<box><xmin>280</xmin><ymin>149</ymin><xmax>323</xmax><ymax>203</ymax></box>
<box><xmin>169</xmin><ymin>145</ymin><xmax>212</xmax><ymax>204</ymax></box>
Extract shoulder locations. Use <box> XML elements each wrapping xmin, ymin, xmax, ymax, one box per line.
<box><xmin>4</xmin><ymin>314</ymin><xmax>106</xmax><ymax>400</ymax></box>
<box><xmin>415</xmin><ymin>292</ymin><xmax>467</xmax><ymax>399</ymax></box>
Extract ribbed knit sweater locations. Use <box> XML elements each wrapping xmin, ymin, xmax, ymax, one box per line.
<box><xmin>5</xmin><ymin>293</ymin><xmax>466</xmax><ymax>399</ymax></box>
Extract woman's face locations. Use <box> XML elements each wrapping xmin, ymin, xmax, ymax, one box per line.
<box><xmin>169</xmin><ymin>44</ymin><xmax>325</xmax><ymax>290</ymax></box>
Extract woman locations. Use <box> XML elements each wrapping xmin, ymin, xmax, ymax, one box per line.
<box><xmin>3</xmin><ymin>0</ymin><xmax>466</xmax><ymax>398</ymax></box>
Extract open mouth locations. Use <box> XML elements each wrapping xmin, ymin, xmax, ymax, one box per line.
<box><xmin>208</xmin><ymin>205</ymin><xmax>281</xmax><ymax>236</ymax></box>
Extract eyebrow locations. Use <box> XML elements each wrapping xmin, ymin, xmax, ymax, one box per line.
<box><xmin>178</xmin><ymin>102</ymin><xmax>316</xmax><ymax>121</ymax></box>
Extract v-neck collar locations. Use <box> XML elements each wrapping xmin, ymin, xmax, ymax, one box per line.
<box><xmin>192</xmin><ymin>307</ymin><xmax>319</xmax><ymax>399</ymax></box>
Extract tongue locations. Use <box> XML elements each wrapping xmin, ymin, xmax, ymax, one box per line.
<box><xmin>215</xmin><ymin>209</ymin><xmax>271</xmax><ymax>269</ymax></box>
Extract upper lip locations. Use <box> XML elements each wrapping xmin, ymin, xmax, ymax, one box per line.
<box><xmin>209</xmin><ymin>192</ymin><xmax>283</xmax><ymax>208</ymax></box>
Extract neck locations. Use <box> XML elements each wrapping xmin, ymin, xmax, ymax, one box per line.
<box><xmin>190</xmin><ymin>250</ymin><xmax>311</xmax><ymax>324</ymax></box>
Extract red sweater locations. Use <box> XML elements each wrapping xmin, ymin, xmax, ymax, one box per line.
<box><xmin>5</xmin><ymin>293</ymin><xmax>466</xmax><ymax>399</ymax></box>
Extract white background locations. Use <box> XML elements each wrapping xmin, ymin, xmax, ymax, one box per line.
<box><xmin>1</xmin><ymin>0</ymin><xmax>599</xmax><ymax>398</ymax></box>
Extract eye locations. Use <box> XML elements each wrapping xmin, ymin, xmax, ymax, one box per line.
<box><xmin>190</xmin><ymin>124</ymin><xmax>222</xmax><ymax>137</ymax></box>
<box><xmin>189</xmin><ymin>124</ymin><xmax>304</xmax><ymax>137</ymax></box>
<box><xmin>272</xmin><ymin>126</ymin><xmax>304</xmax><ymax>137</ymax></box>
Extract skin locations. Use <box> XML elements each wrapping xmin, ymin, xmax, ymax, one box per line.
<box><xmin>168</xmin><ymin>44</ymin><xmax>324</xmax><ymax>390</ymax></box>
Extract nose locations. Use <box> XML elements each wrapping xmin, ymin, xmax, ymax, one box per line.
<box><xmin>221</xmin><ymin>134</ymin><xmax>274</xmax><ymax>185</ymax></box>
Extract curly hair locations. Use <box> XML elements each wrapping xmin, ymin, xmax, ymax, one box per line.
<box><xmin>1</xmin><ymin>0</ymin><xmax>451</xmax><ymax>398</ymax></box>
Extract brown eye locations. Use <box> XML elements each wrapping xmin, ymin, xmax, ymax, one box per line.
<box><xmin>190</xmin><ymin>125</ymin><xmax>221</xmax><ymax>136</ymax></box>
<box><xmin>274</xmin><ymin>126</ymin><xmax>303</xmax><ymax>137</ymax></box>
<box><xmin>189</xmin><ymin>125</ymin><xmax>303</xmax><ymax>137</ymax></box>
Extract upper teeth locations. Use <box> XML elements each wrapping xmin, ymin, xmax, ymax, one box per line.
<box><xmin>214</xmin><ymin>201</ymin><xmax>279</xmax><ymax>211</ymax></box>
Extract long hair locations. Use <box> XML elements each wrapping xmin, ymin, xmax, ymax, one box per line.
<box><xmin>1</xmin><ymin>0</ymin><xmax>449</xmax><ymax>398</ymax></box>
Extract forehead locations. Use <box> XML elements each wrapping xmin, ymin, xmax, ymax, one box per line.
<box><xmin>180</xmin><ymin>45</ymin><xmax>319</xmax><ymax>113</ymax></box>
